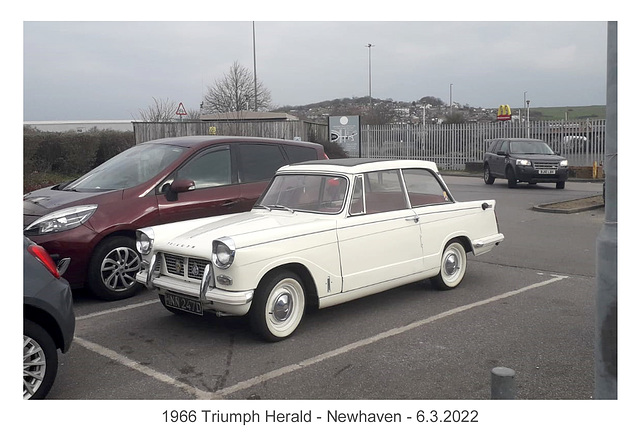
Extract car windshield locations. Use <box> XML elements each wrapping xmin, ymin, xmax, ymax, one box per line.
<box><xmin>256</xmin><ymin>174</ymin><xmax>348</xmax><ymax>214</ymax></box>
<box><xmin>63</xmin><ymin>144</ymin><xmax>187</xmax><ymax>191</ymax></box>
<box><xmin>509</xmin><ymin>141</ymin><xmax>555</xmax><ymax>155</ymax></box>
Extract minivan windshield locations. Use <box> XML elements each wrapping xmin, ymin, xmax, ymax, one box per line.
<box><xmin>63</xmin><ymin>144</ymin><xmax>187</xmax><ymax>191</ymax></box>
<box><xmin>509</xmin><ymin>141</ymin><xmax>555</xmax><ymax>155</ymax></box>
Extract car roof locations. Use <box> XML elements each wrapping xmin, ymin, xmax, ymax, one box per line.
<box><xmin>280</xmin><ymin>158</ymin><xmax>440</xmax><ymax>174</ymax></box>
<box><xmin>486</xmin><ymin>137</ymin><xmax>544</xmax><ymax>142</ymax></box>
<box><xmin>140</xmin><ymin>135</ymin><xmax>324</xmax><ymax>150</ymax></box>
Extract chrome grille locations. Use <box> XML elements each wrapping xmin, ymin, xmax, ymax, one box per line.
<box><xmin>532</xmin><ymin>162</ymin><xmax>559</xmax><ymax>170</ymax></box>
<box><xmin>163</xmin><ymin>253</ymin><xmax>209</xmax><ymax>279</ymax></box>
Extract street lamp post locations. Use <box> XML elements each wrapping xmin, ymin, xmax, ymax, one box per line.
<box><xmin>366</xmin><ymin>43</ymin><xmax>374</xmax><ymax>111</ymax></box>
<box><xmin>526</xmin><ymin>99</ymin><xmax>531</xmax><ymax>138</ymax></box>
<box><xmin>252</xmin><ymin>22</ymin><xmax>258</xmax><ymax>111</ymax></box>
<box><xmin>449</xmin><ymin>83</ymin><xmax>453</xmax><ymax>115</ymax></box>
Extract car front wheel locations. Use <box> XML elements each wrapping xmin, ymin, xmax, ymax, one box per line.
<box><xmin>24</xmin><ymin>319</ymin><xmax>58</xmax><ymax>400</ymax></box>
<box><xmin>431</xmin><ymin>240</ymin><xmax>467</xmax><ymax>290</ymax></box>
<box><xmin>250</xmin><ymin>271</ymin><xmax>306</xmax><ymax>342</ymax></box>
<box><xmin>88</xmin><ymin>236</ymin><xmax>142</xmax><ymax>301</ymax></box>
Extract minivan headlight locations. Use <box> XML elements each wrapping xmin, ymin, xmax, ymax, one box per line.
<box><xmin>213</xmin><ymin>237</ymin><xmax>236</xmax><ymax>269</ymax></box>
<box><xmin>25</xmin><ymin>205</ymin><xmax>98</xmax><ymax>235</ymax></box>
<box><xmin>136</xmin><ymin>228</ymin><xmax>155</xmax><ymax>255</ymax></box>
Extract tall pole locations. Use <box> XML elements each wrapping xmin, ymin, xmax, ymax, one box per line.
<box><xmin>366</xmin><ymin>44</ymin><xmax>374</xmax><ymax>111</ymax></box>
<box><xmin>526</xmin><ymin>99</ymin><xmax>531</xmax><ymax>138</ymax></box>
<box><xmin>449</xmin><ymin>84</ymin><xmax>453</xmax><ymax>115</ymax></box>
<box><xmin>252</xmin><ymin>22</ymin><xmax>258</xmax><ymax>111</ymax></box>
<box><xmin>595</xmin><ymin>20</ymin><xmax>617</xmax><ymax>400</ymax></box>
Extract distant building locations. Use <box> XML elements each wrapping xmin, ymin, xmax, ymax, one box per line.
<box><xmin>24</xmin><ymin>120</ymin><xmax>136</xmax><ymax>133</ymax></box>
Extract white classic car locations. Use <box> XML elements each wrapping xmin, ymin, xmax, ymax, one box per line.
<box><xmin>136</xmin><ymin>159</ymin><xmax>504</xmax><ymax>341</ymax></box>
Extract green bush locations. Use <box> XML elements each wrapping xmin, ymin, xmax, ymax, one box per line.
<box><xmin>24</xmin><ymin>127</ymin><xmax>135</xmax><ymax>193</ymax></box>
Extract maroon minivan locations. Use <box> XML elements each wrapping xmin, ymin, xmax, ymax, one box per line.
<box><xmin>24</xmin><ymin>136</ymin><xmax>327</xmax><ymax>301</ymax></box>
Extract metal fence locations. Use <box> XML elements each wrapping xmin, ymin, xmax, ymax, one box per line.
<box><xmin>361</xmin><ymin>119</ymin><xmax>606</xmax><ymax>170</ymax></box>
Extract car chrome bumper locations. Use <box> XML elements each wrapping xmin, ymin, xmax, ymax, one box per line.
<box><xmin>136</xmin><ymin>262</ymin><xmax>253</xmax><ymax>316</ymax></box>
<box><xmin>472</xmin><ymin>233</ymin><xmax>505</xmax><ymax>256</ymax></box>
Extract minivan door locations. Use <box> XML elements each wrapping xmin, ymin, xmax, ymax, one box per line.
<box><xmin>155</xmin><ymin>146</ymin><xmax>244</xmax><ymax>224</ymax></box>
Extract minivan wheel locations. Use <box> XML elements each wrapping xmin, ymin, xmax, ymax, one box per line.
<box><xmin>483</xmin><ymin>165</ymin><xmax>495</xmax><ymax>185</ymax></box>
<box><xmin>24</xmin><ymin>319</ymin><xmax>58</xmax><ymax>400</ymax></box>
<box><xmin>88</xmin><ymin>236</ymin><xmax>142</xmax><ymax>301</ymax></box>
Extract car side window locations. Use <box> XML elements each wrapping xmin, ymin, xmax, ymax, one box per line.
<box><xmin>175</xmin><ymin>148</ymin><xmax>232</xmax><ymax>189</ymax></box>
<box><xmin>238</xmin><ymin>144</ymin><xmax>288</xmax><ymax>183</ymax></box>
<box><xmin>402</xmin><ymin>168</ymin><xmax>451</xmax><ymax>207</ymax></box>
<box><xmin>499</xmin><ymin>141</ymin><xmax>509</xmax><ymax>154</ymax></box>
<box><xmin>283</xmin><ymin>145</ymin><xmax>318</xmax><ymax>164</ymax></box>
<box><xmin>349</xmin><ymin>176</ymin><xmax>364</xmax><ymax>215</ymax></box>
<box><xmin>363</xmin><ymin>170</ymin><xmax>409</xmax><ymax>214</ymax></box>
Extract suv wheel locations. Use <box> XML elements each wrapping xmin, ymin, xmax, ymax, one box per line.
<box><xmin>556</xmin><ymin>181</ymin><xmax>565</xmax><ymax>189</ymax></box>
<box><xmin>483</xmin><ymin>165</ymin><xmax>495</xmax><ymax>185</ymax></box>
<box><xmin>88</xmin><ymin>236</ymin><xmax>142</xmax><ymax>301</ymax></box>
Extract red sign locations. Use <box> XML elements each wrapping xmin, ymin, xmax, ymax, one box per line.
<box><xmin>176</xmin><ymin>102</ymin><xmax>187</xmax><ymax>116</ymax></box>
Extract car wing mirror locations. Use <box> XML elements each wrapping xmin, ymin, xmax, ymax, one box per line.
<box><xmin>164</xmin><ymin>179</ymin><xmax>195</xmax><ymax>201</ymax></box>
<box><xmin>171</xmin><ymin>179</ymin><xmax>196</xmax><ymax>193</ymax></box>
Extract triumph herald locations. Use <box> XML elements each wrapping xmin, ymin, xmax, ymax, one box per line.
<box><xmin>136</xmin><ymin>159</ymin><xmax>504</xmax><ymax>341</ymax></box>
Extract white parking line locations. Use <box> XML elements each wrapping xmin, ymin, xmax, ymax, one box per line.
<box><xmin>74</xmin><ymin>274</ymin><xmax>568</xmax><ymax>399</ymax></box>
<box><xmin>76</xmin><ymin>299</ymin><xmax>159</xmax><ymax>321</ymax></box>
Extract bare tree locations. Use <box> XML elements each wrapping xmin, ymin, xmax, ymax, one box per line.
<box><xmin>202</xmin><ymin>61</ymin><xmax>271</xmax><ymax>114</ymax></box>
<box><xmin>137</xmin><ymin>97</ymin><xmax>178</xmax><ymax>122</ymax></box>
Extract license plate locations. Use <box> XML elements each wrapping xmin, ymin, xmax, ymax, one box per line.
<box><xmin>164</xmin><ymin>293</ymin><xmax>203</xmax><ymax>315</ymax></box>
<box><xmin>538</xmin><ymin>169</ymin><xmax>556</xmax><ymax>174</ymax></box>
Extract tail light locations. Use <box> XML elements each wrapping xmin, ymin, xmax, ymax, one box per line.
<box><xmin>27</xmin><ymin>244</ymin><xmax>60</xmax><ymax>279</ymax></box>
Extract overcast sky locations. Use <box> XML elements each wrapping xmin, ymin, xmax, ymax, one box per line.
<box><xmin>22</xmin><ymin>17</ymin><xmax>610</xmax><ymax>121</ymax></box>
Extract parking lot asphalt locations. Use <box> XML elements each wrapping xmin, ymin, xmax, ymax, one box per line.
<box><xmin>23</xmin><ymin>176</ymin><xmax>620</xmax><ymax>431</ymax></box>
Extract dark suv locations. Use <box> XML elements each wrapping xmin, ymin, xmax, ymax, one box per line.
<box><xmin>24</xmin><ymin>136</ymin><xmax>327</xmax><ymax>301</ymax></box>
<box><xmin>483</xmin><ymin>138</ymin><xmax>568</xmax><ymax>189</ymax></box>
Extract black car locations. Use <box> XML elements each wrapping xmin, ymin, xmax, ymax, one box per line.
<box><xmin>23</xmin><ymin>237</ymin><xmax>75</xmax><ymax>399</ymax></box>
<box><xmin>483</xmin><ymin>138</ymin><xmax>569</xmax><ymax>189</ymax></box>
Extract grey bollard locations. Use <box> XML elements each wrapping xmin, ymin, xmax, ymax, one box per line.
<box><xmin>491</xmin><ymin>367</ymin><xmax>516</xmax><ymax>399</ymax></box>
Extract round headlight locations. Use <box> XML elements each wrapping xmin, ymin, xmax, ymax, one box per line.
<box><xmin>213</xmin><ymin>238</ymin><xmax>236</xmax><ymax>269</ymax></box>
<box><xmin>136</xmin><ymin>228</ymin><xmax>155</xmax><ymax>255</ymax></box>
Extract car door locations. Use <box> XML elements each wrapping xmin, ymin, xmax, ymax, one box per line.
<box><xmin>336</xmin><ymin>170</ymin><xmax>423</xmax><ymax>292</ymax></box>
<box><xmin>487</xmin><ymin>139</ymin><xmax>503</xmax><ymax>174</ymax></box>
<box><xmin>401</xmin><ymin>168</ymin><xmax>461</xmax><ymax>273</ymax></box>
<box><xmin>155</xmin><ymin>145</ymin><xmax>244</xmax><ymax>223</ymax></box>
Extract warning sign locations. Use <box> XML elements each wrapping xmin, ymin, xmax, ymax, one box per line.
<box><xmin>176</xmin><ymin>102</ymin><xmax>187</xmax><ymax>116</ymax></box>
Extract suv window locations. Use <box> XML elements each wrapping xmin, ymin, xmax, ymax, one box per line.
<box><xmin>498</xmin><ymin>140</ymin><xmax>509</xmax><ymax>153</ymax></box>
<box><xmin>175</xmin><ymin>148</ymin><xmax>232</xmax><ymax>189</ymax></box>
<box><xmin>402</xmin><ymin>168</ymin><xmax>450</xmax><ymax>206</ymax></box>
<box><xmin>238</xmin><ymin>144</ymin><xmax>288</xmax><ymax>183</ymax></box>
<box><xmin>283</xmin><ymin>145</ymin><xmax>319</xmax><ymax>164</ymax></box>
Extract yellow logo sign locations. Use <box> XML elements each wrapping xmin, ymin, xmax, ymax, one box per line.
<box><xmin>497</xmin><ymin>105</ymin><xmax>512</xmax><ymax>121</ymax></box>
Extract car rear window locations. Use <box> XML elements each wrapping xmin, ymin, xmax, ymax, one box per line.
<box><xmin>238</xmin><ymin>144</ymin><xmax>288</xmax><ymax>183</ymax></box>
<box><xmin>283</xmin><ymin>145</ymin><xmax>318</xmax><ymax>163</ymax></box>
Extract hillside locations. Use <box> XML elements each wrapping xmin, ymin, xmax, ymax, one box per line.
<box><xmin>276</xmin><ymin>97</ymin><xmax>605</xmax><ymax>123</ymax></box>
